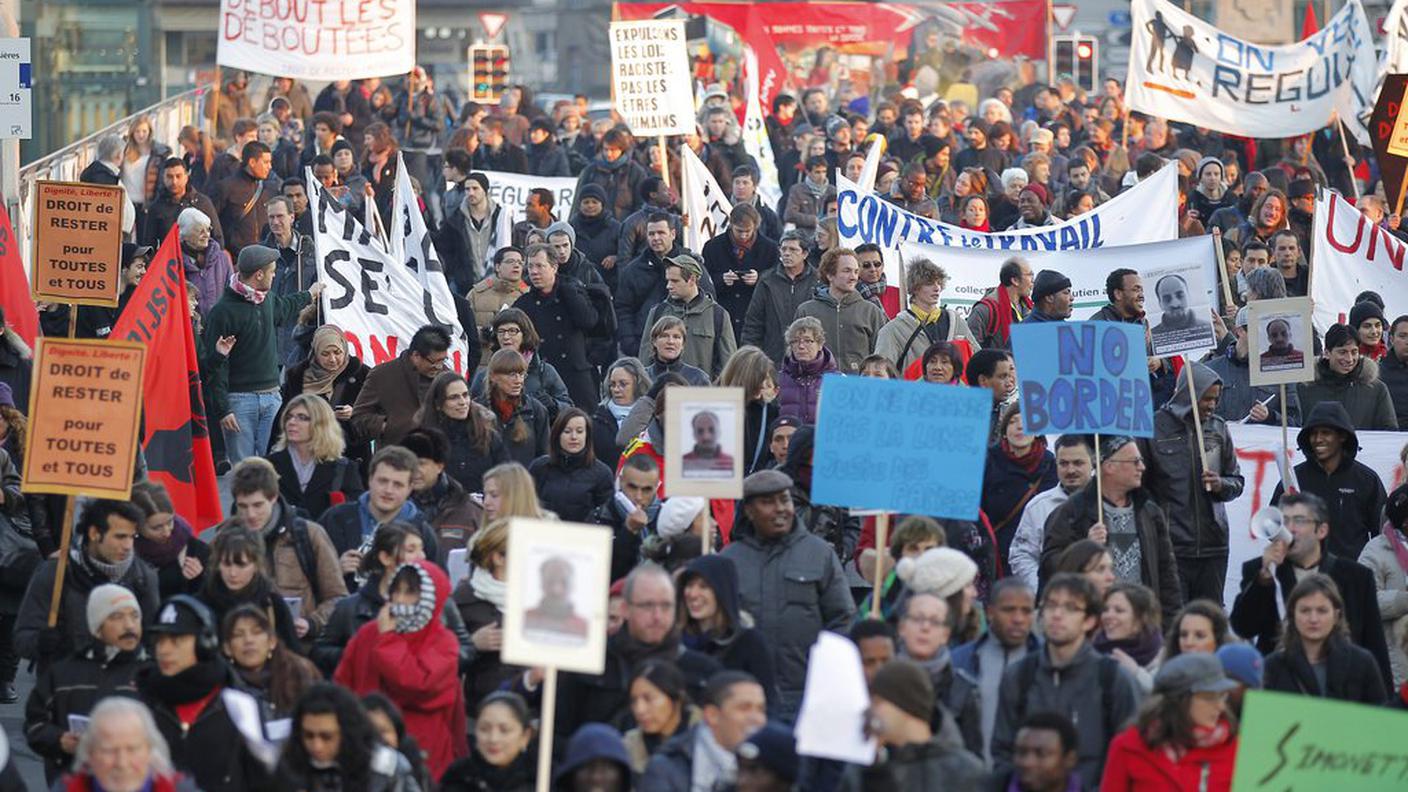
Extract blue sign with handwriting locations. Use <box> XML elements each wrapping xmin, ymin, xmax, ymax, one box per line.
<box><xmin>1011</xmin><ymin>321</ymin><xmax>1154</xmax><ymax>437</ymax></box>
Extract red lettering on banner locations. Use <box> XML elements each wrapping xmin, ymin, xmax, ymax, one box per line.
<box><xmin>1326</xmin><ymin>192</ymin><xmax>1406</xmax><ymax>269</ymax></box>
<box><xmin>1236</xmin><ymin>447</ymin><xmax>1276</xmax><ymax>537</ymax></box>
<box><xmin>369</xmin><ymin>334</ymin><xmax>400</xmax><ymax>365</ymax></box>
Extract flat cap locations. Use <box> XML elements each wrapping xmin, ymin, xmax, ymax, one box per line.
<box><xmin>743</xmin><ymin>469</ymin><xmax>792</xmax><ymax>500</ymax></box>
<box><xmin>236</xmin><ymin>244</ymin><xmax>280</xmax><ymax>275</ymax></box>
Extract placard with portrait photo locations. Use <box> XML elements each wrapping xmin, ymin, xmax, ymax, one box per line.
<box><xmin>1248</xmin><ymin>297</ymin><xmax>1315</xmax><ymax>387</ymax></box>
<box><xmin>501</xmin><ymin>519</ymin><xmax>613</xmax><ymax>675</ymax></box>
<box><xmin>664</xmin><ymin>386</ymin><xmax>746</xmax><ymax>499</ymax></box>
<box><xmin>1143</xmin><ymin>261</ymin><xmax>1217</xmax><ymax>357</ymax></box>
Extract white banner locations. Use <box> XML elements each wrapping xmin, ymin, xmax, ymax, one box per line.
<box><xmin>742</xmin><ymin>46</ymin><xmax>782</xmax><ymax>210</ymax></box>
<box><xmin>899</xmin><ymin>236</ymin><xmax>1218</xmax><ymax>320</ymax></box>
<box><xmin>390</xmin><ymin>153</ymin><xmax>472</xmax><ymax>359</ymax></box>
<box><xmin>681</xmin><ymin>145</ymin><xmax>732</xmax><ymax>253</ymax></box>
<box><xmin>1385</xmin><ymin>0</ymin><xmax>1408</xmax><ymax>76</ymax></box>
<box><xmin>217</xmin><ymin>0</ymin><xmax>415</xmax><ymax>81</ymax></box>
<box><xmin>1223</xmin><ymin>423</ymin><xmax>1407</xmax><ymax>609</ymax></box>
<box><xmin>609</xmin><ymin>20</ymin><xmax>696</xmax><ymax>136</ymax></box>
<box><xmin>1310</xmin><ymin>188</ymin><xmax>1408</xmax><ymax>335</ymax></box>
<box><xmin>843</xmin><ymin>163</ymin><xmax>1180</xmax><ymax>289</ymax></box>
<box><xmin>310</xmin><ymin>175</ymin><xmax>471</xmax><ymax>374</ymax></box>
<box><xmin>477</xmin><ymin>169</ymin><xmax>578</xmax><ymax>252</ymax></box>
<box><xmin>1214</xmin><ymin>0</ymin><xmax>1295</xmax><ymax>45</ymax></box>
<box><xmin>1126</xmin><ymin>0</ymin><xmax>1377</xmax><ymax>142</ymax></box>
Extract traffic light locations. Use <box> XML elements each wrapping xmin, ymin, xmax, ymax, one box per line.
<box><xmin>470</xmin><ymin>44</ymin><xmax>511</xmax><ymax>101</ymax></box>
<box><xmin>1052</xmin><ymin>35</ymin><xmax>1099</xmax><ymax>93</ymax></box>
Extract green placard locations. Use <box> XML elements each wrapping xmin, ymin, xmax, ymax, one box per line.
<box><xmin>1232</xmin><ymin>690</ymin><xmax>1408</xmax><ymax>791</ymax></box>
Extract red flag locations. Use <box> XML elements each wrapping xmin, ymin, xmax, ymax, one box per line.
<box><xmin>1302</xmin><ymin>4</ymin><xmax>1320</xmax><ymax>37</ymax></box>
<box><xmin>0</xmin><ymin>202</ymin><xmax>38</xmax><ymax>348</ymax></box>
<box><xmin>111</xmin><ymin>225</ymin><xmax>222</xmax><ymax>530</ymax></box>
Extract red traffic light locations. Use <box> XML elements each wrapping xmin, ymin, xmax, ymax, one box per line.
<box><xmin>1076</xmin><ymin>42</ymin><xmax>1093</xmax><ymax>59</ymax></box>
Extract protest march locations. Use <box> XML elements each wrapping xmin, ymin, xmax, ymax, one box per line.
<box><xmin>10</xmin><ymin>0</ymin><xmax>1408</xmax><ymax>789</ymax></box>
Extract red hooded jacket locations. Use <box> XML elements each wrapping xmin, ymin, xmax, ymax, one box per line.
<box><xmin>334</xmin><ymin>560</ymin><xmax>468</xmax><ymax>777</ymax></box>
<box><xmin>1099</xmin><ymin>721</ymin><xmax>1238</xmax><ymax>792</ymax></box>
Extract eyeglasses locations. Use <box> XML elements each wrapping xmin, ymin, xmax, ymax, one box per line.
<box><xmin>1284</xmin><ymin>515</ymin><xmax>1320</xmax><ymax>527</ymax></box>
<box><xmin>286</xmin><ymin>412</ymin><xmax>312</xmax><ymax>423</ymax></box>
<box><xmin>496</xmin><ymin>327</ymin><xmax>522</xmax><ymax>336</ymax></box>
<box><xmin>1107</xmin><ymin>456</ymin><xmax>1145</xmax><ymax>468</ymax></box>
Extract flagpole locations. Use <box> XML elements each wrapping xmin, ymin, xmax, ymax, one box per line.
<box><xmin>1046</xmin><ymin>0</ymin><xmax>1055</xmax><ymax>82</ymax></box>
<box><xmin>47</xmin><ymin>305</ymin><xmax>79</xmax><ymax>628</ymax></box>
<box><xmin>658</xmin><ymin>136</ymin><xmax>671</xmax><ymax>190</ymax></box>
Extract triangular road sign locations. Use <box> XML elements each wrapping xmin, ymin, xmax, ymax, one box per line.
<box><xmin>479</xmin><ymin>12</ymin><xmax>509</xmax><ymax>40</ymax></box>
<box><xmin>1052</xmin><ymin>4</ymin><xmax>1077</xmax><ymax>32</ymax></box>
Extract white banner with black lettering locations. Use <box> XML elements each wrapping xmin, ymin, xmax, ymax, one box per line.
<box><xmin>310</xmin><ymin>174</ymin><xmax>471</xmax><ymax>373</ymax></box>
<box><xmin>681</xmin><ymin>145</ymin><xmax>732</xmax><ymax>253</ymax></box>
<box><xmin>389</xmin><ymin>153</ymin><xmax>473</xmax><ymax>361</ymax></box>
<box><xmin>1310</xmin><ymin>188</ymin><xmax>1408</xmax><ymax>335</ymax></box>
<box><xmin>477</xmin><ymin>170</ymin><xmax>578</xmax><ymax>252</ymax></box>
<box><xmin>610</xmin><ymin>19</ymin><xmax>696</xmax><ymax>136</ymax></box>
<box><xmin>742</xmin><ymin>46</ymin><xmax>782</xmax><ymax>209</ymax></box>
<box><xmin>217</xmin><ymin>0</ymin><xmax>415</xmax><ymax>81</ymax></box>
<box><xmin>899</xmin><ymin>235</ymin><xmax>1217</xmax><ymax>322</ymax></box>
<box><xmin>1125</xmin><ymin>0</ymin><xmax>1377</xmax><ymax>142</ymax></box>
<box><xmin>1385</xmin><ymin>0</ymin><xmax>1408</xmax><ymax>76</ymax></box>
<box><xmin>844</xmin><ymin>163</ymin><xmax>1180</xmax><ymax>289</ymax></box>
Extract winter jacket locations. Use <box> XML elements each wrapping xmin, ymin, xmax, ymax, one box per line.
<box><xmin>203</xmin><ymin>284</ymin><xmax>311</xmax><ymax>420</ymax></box>
<box><xmin>644</xmin><ymin>357</ymin><xmax>711</xmax><ymax>387</ymax></box>
<box><xmin>138</xmin><ymin>661</ymin><xmax>273</xmax><ymax>792</ymax></box>
<box><xmin>967</xmin><ymin>287</ymin><xmax>1033</xmax><ymax>351</ymax></box>
<box><xmin>836</xmin><ymin>734</ymin><xmax>986</xmax><ymax>792</ymax></box>
<box><xmin>143</xmin><ymin>187</ymin><xmax>222</xmax><ymax>248</ymax></box>
<box><xmin>514</xmin><ymin>277</ymin><xmax>600</xmax><ymax>407</ymax></box>
<box><xmin>0</xmin><ymin>331</ymin><xmax>31</xmax><ymax>416</ymax></box>
<box><xmin>982</xmin><ymin>445</ymin><xmax>1057</xmax><ymax>561</ymax></box>
<box><xmin>795</xmin><ymin>288</ymin><xmax>888</xmax><ymax>373</ymax></box>
<box><xmin>452</xmin><ymin>573</ymin><xmax>521</xmax><ymax>707</ymax></box>
<box><xmin>719</xmin><ymin>511</ymin><xmax>856</xmax><ymax>719</ymax></box>
<box><xmin>335</xmin><ymin>561</ymin><xmax>468</xmax><ymax>778</ymax></box>
<box><xmin>263</xmin><ymin>229</ymin><xmax>318</xmax><ymax>365</ymax></box>
<box><xmin>26</xmin><ymin>644</ymin><xmax>148</xmax><ymax>783</ymax></box>
<box><xmin>351</xmin><ymin>353</ymin><xmax>436</xmax><ymax>446</ymax></box>
<box><xmin>639</xmin><ymin>291</ymin><xmax>737</xmax><ymax>380</ymax></box>
<box><xmin>56</xmin><ymin>771</ymin><xmax>199</xmax><ymax>792</ymax></box>
<box><xmin>277</xmin><ymin>744</ymin><xmax>423</xmax><ymax>792</ymax></box>
<box><xmin>1230</xmin><ymin>552</ymin><xmax>1392</xmax><ymax>691</ymax></box>
<box><xmin>742</xmin><ymin>263</ymin><xmax>822</xmax><ymax>363</ymax></box>
<box><xmin>476</xmin><ymin>392</ymin><xmax>550</xmax><ymax>467</ymax></box>
<box><xmin>414</xmin><ymin>472</ymin><xmax>485</xmax><ymax>567</ymax></box>
<box><xmin>432</xmin><ymin>413</ymin><xmax>512</xmax><ymax>496</ymax></box>
<box><xmin>318</xmin><ymin>495</ymin><xmax>440</xmax><ymax>587</ymax></box>
<box><xmin>209</xmin><ymin>167</ymin><xmax>271</xmax><ymax>255</ymax></box>
<box><xmin>527</xmin><ymin>138</ymin><xmax>571</xmax><ymax>177</ymax></box>
<box><xmin>137</xmin><ymin>522</ymin><xmax>210</xmax><ymax>602</ymax></box>
<box><xmin>472</xmin><ymin>352</ymin><xmax>572</xmax><ymax>423</ymax></box>
<box><xmin>1270</xmin><ymin>403</ymin><xmax>1387</xmax><ymax>561</ymax></box>
<box><xmin>779</xmin><ymin>348</ymin><xmax>838</xmax><ymax>424</ymax></box>
<box><xmin>1100</xmin><ymin>720</ymin><xmax>1238</xmax><ymax>792</ymax></box>
<box><xmin>396</xmin><ymin>88</ymin><xmax>452</xmax><ymax>152</ymax></box>
<box><xmin>874</xmin><ymin>308</ymin><xmax>980</xmax><ymax>373</ymax></box>
<box><xmin>613</xmin><ymin>245</ymin><xmax>717</xmax><ymax>354</ymax></box>
<box><xmin>700</xmin><ymin>231</ymin><xmax>780</xmax><ymax>341</ymax></box>
<box><xmin>468</xmin><ymin>277</ymin><xmax>529</xmax><ymax>341</ymax></box>
<box><xmin>1379</xmin><ymin>348</ymin><xmax>1408</xmax><ymax>425</ymax></box>
<box><xmin>576</xmin><ymin>155</ymin><xmax>648</xmax><ymax>221</ymax></box>
<box><xmin>439</xmin><ymin>750</ymin><xmax>535</xmax><ymax>792</ymax></box>
<box><xmin>783</xmin><ymin>181</ymin><xmax>836</xmax><ymax>229</ymax></box>
<box><xmin>1204</xmin><ymin>344</ymin><xmax>1302</xmax><ymax>425</ymax></box>
<box><xmin>1135</xmin><ymin>363</ymin><xmax>1244</xmax><ymax>559</ymax></box>
<box><xmin>992</xmin><ymin>643</ymin><xmax>1143</xmax><ymax>788</ymax></box>
<box><xmin>181</xmin><ymin>239</ymin><xmax>234</xmax><ymax>319</ymax></box>
<box><xmin>1297</xmin><ymin>357</ymin><xmax>1398</xmax><ymax>431</ymax></box>
<box><xmin>637</xmin><ymin>725</ymin><xmax>705</xmax><ymax>792</ymax></box>
<box><xmin>528</xmin><ymin>453</ymin><xmax>614</xmax><ymax>523</ymax></box>
<box><xmin>677</xmin><ymin>555</ymin><xmax>781</xmax><ymax>709</ymax></box>
<box><xmin>1264</xmin><ymin>634</ymin><xmax>1388</xmax><ymax>705</ymax></box>
<box><xmin>1358</xmin><ymin>530</ymin><xmax>1408</xmax><ymax>686</ymax></box>
<box><xmin>214</xmin><ymin>502</ymin><xmax>348</xmax><ymax>630</ymax></box>
<box><xmin>435</xmin><ymin>199</ymin><xmax>505</xmax><ymax>293</ymax></box>
<box><xmin>15</xmin><ymin>546</ymin><xmax>161</xmax><ymax>672</ymax></box>
<box><xmin>279</xmin><ymin>354</ymin><xmax>373</xmax><ymax>463</ymax></box>
<box><xmin>591</xmin><ymin>401</ymin><xmax>630</xmax><ymax>472</ymax></box>
<box><xmin>570</xmin><ymin>211</ymin><xmax>622</xmax><ymax>272</ymax></box>
<box><xmin>615</xmin><ymin>204</ymin><xmax>683</xmax><ymax>263</ymax></box>
<box><xmin>1009</xmin><ymin>485</ymin><xmax>1071</xmax><ymax>590</ymax></box>
<box><xmin>267</xmin><ymin>450</ymin><xmax>364</xmax><ymax>521</ymax></box>
<box><xmin>313</xmin><ymin>570</ymin><xmax>474</xmax><ymax>676</ymax></box>
<box><xmin>1041</xmin><ymin>481</ymin><xmax>1185</xmax><ymax>625</ymax></box>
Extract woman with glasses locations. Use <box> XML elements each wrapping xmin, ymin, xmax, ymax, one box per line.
<box><xmin>476</xmin><ymin>349</ymin><xmax>550</xmax><ymax>466</ymax></box>
<box><xmin>266</xmin><ymin>394</ymin><xmax>365</xmax><ymax>519</ymax></box>
<box><xmin>1100</xmin><ymin>653</ymin><xmax>1240</xmax><ymax>790</ymax></box>
<box><xmin>592</xmin><ymin>358</ymin><xmax>651</xmax><ymax>471</ymax></box>
<box><xmin>778</xmin><ymin>317</ymin><xmax>836</xmax><ymax>424</ymax></box>
<box><xmin>470</xmin><ymin>308</ymin><xmax>573</xmax><ymax>422</ymax></box>
<box><xmin>416</xmin><ymin>371</ymin><xmax>509</xmax><ymax>494</ymax></box>
<box><xmin>894</xmin><ymin>590</ymin><xmax>984</xmax><ymax>755</ymax></box>
<box><xmin>279</xmin><ymin>324</ymin><xmax>372</xmax><ymax>465</ymax></box>
<box><xmin>1263</xmin><ymin>574</ymin><xmax>1386</xmax><ymax>704</ymax></box>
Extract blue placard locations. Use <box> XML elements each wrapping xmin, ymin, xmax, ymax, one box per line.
<box><xmin>811</xmin><ymin>375</ymin><xmax>989</xmax><ymax>519</ymax></box>
<box><xmin>1010</xmin><ymin>321</ymin><xmax>1155</xmax><ymax>437</ymax></box>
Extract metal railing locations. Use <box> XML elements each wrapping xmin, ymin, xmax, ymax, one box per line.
<box><xmin>12</xmin><ymin>88</ymin><xmax>209</xmax><ymax>274</ymax></box>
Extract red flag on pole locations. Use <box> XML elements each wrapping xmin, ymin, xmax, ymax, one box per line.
<box><xmin>111</xmin><ymin>225</ymin><xmax>223</xmax><ymax>530</ymax></box>
<box><xmin>1302</xmin><ymin>4</ymin><xmax>1320</xmax><ymax>38</ymax></box>
<box><xmin>0</xmin><ymin>202</ymin><xmax>38</xmax><ymax>348</ymax></box>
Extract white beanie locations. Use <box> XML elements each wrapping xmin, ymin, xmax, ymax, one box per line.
<box><xmin>177</xmin><ymin>207</ymin><xmax>212</xmax><ymax>237</ymax></box>
<box><xmin>895</xmin><ymin>547</ymin><xmax>978</xmax><ymax>599</ymax></box>
<box><xmin>87</xmin><ymin>584</ymin><xmax>141</xmax><ymax>637</ymax></box>
<box><xmin>657</xmin><ymin>497</ymin><xmax>707</xmax><ymax>539</ymax></box>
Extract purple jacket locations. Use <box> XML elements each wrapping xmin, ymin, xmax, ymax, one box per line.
<box><xmin>182</xmin><ymin>239</ymin><xmax>233</xmax><ymax>318</ymax></box>
<box><xmin>779</xmin><ymin>347</ymin><xmax>837</xmax><ymax>424</ymax></box>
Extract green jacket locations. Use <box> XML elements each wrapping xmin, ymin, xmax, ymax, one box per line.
<box><xmin>204</xmin><ymin>285</ymin><xmax>310</xmax><ymax>418</ymax></box>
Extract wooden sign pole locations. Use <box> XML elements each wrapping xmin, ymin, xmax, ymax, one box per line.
<box><xmin>658</xmin><ymin>136</ymin><xmax>670</xmax><ymax>189</ymax></box>
<box><xmin>1094</xmin><ymin>433</ymin><xmax>1104</xmax><ymax>527</ymax></box>
<box><xmin>870</xmin><ymin>513</ymin><xmax>890</xmax><ymax>619</ymax></box>
<box><xmin>1183</xmin><ymin>356</ymin><xmax>1209</xmax><ymax>487</ymax></box>
<box><xmin>535</xmin><ymin>667</ymin><xmax>559</xmax><ymax>792</ymax></box>
<box><xmin>1212</xmin><ymin>228</ymin><xmax>1235</xmax><ymax>311</ymax></box>
<box><xmin>46</xmin><ymin>306</ymin><xmax>78</xmax><ymax>627</ymax></box>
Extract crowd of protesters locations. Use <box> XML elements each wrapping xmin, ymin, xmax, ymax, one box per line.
<box><xmin>4</xmin><ymin>38</ymin><xmax>1408</xmax><ymax>792</ymax></box>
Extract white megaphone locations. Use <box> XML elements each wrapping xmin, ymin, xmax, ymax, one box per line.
<box><xmin>1251</xmin><ymin>506</ymin><xmax>1292</xmax><ymax>546</ymax></box>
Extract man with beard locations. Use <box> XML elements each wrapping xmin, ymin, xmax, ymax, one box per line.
<box><xmin>143</xmin><ymin>157</ymin><xmax>222</xmax><ymax>247</ymax></box>
<box><xmin>1092</xmin><ymin>269</ymin><xmax>1144</xmax><ymax>324</ymax></box>
<box><xmin>1259</xmin><ymin>317</ymin><xmax>1304</xmax><ymax>370</ymax></box>
<box><xmin>1150</xmin><ymin>274</ymin><xmax>1205</xmax><ymax>346</ymax></box>
<box><xmin>682</xmin><ymin>410</ymin><xmax>735</xmax><ymax>476</ymax></box>
<box><xmin>24</xmin><ymin>585</ymin><xmax>150</xmax><ymax>784</ymax></box>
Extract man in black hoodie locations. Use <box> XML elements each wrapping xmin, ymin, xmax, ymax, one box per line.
<box><xmin>1270</xmin><ymin>402</ymin><xmax>1386</xmax><ymax>560</ymax></box>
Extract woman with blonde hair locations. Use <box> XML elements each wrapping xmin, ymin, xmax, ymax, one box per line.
<box><xmin>476</xmin><ymin>349</ymin><xmax>549</xmax><ymax>465</ymax></box>
<box><xmin>416</xmin><ymin>371</ymin><xmax>509</xmax><ymax>493</ymax></box>
<box><xmin>267</xmin><ymin>394</ymin><xmax>364</xmax><ymax>518</ymax></box>
<box><xmin>452</xmin><ymin>519</ymin><xmax>521</xmax><ymax>705</ymax></box>
<box><xmin>121</xmin><ymin>115</ymin><xmax>170</xmax><ymax>222</ymax></box>
<box><xmin>718</xmin><ymin>345</ymin><xmax>780</xmax><ymax>475</ymax></box>
<box><xmin>480</xmin><ymin>462</ymin><xmax>548</xmax><ymax>523</ymax></box>
<box><xmin>279</xmin><ymin>324</ymin><xmax>372</xmax><ymax>463</ymax></box>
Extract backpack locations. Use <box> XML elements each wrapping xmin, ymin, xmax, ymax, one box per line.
<box><xmin>275</xmin><ymin>518</ymin><xmax>324</xmax><ymax>605</ymax></box>
<box><xmin>584</xmin><ymin>281</ymin><xmax>617</xmax><ymax>340</ymax></box>
<box><xmin>1012</xmin><ymin>652</ymin><xmax>1122</xmax><ymax>741</ymax></box>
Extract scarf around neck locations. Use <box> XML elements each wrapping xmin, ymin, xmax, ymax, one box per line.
<box><xmin>1001</xmin><ymin>436</ymin><xmax>1048</xmax><ymax>474</ymax></box>
<box><xmin>1163</xmin><ymin>719</ymin><xmax>1232</xmax><ymax>763</ymax></box>
<box><xmin>302</xmin><ymin>325</ymin><xmax>350</xmax><ymax>398</ymax></box>
<box><xmin>229</xmin><ymin>274</ymin><xmax>268</xmax><ymax>305</ymax></box>
<box><xmin>134</xmin><ymin>517</ymin><xmax>193</xmax><ymax>568</ymax></box>
<box><xmin>1093</xmin><ymin>624</ymin><xmax>1164</xmax><ymax>667</ymax></box>
<box><xmin>78</xmin><ymin>542</ymin><xmax>135</xmax><ymax>583</ymax></box>
<box><xmin>470</xmin><ymin>565</ymin><xmax>507</xmax><ymax>611</ymax></box>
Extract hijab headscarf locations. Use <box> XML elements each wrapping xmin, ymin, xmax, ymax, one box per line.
<box><xmin>302</xmin><ymin>325</ymin><xmax>350</xmax><ymax>398</ymax></box>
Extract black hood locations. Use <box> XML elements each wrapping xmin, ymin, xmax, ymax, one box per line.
<box><xmin>1296</xmin><ymin>401</ymin><xmax>1360</xmax><ymax>462</ymax></box>
<box><xmin>679</xmin><ymin>554</ymin><xmax>743</xmax><ymax>630</ymax></box>
<box><xmin>779</xmin><ymin>425</ymin><xmax>815</xmax><ymax>484</ymax></box>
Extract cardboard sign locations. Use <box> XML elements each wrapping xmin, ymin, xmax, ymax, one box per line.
<box><xmin>21</xmin><ymin>338</ymin><xmax>145</xmax><ymax>499</ymax></box>
<box><xmin>1231</xmin><ymin>690</ymin><xmax>1408</xmax><ymax>791</ymax></box>
<box><xmin>1370</xmin><ymin>74</ymin><xmax>1408</xmax><ymax>213</ymax></box>
<box><xmin>1011</xmin><ymin>322</ymin><xmax>1155</xmax><ymax>437</ymax></box>
<box><xmin>1143</xmin><ymin>245</ymin><xmax>1219</xmax><ymax>357</ymax></box>
<box><xmin>501</xmin><ymin>518</ymin><xmax>613</xmax><ymax>675</ymax></box>
<box><xmin>1247</xmin><ymin>297</ymin><xmax>1316</xmax><ymax>387</ymax></box>
<box><xmin>31</xmin><ymin>181</ymin><xmax>125</xmax><ymax>306</ymax></box>
<box><xmin>812</xmin><ymin>375</ymin><xmax>989</xmax><ymax>519</ymax></box>
<box><xmin>663</xmin><ymin>386</ymin><xmax>745</xmax><ymax>499</ymax></box>
<box><xmin>1389</xmin><ymin>83</ymin><xmax>1408</xmax><ymax>157</ymax></box>
<box><xmin>609</xmin><ymin>19</ymin><xmax>695</xmax><ymax>136</ymax></box>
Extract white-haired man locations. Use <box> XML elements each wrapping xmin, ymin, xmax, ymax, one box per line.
<box><xmin>59</xmin><ymin>697</ymin><xmax>199</xmax><ymax>792</ymax></box>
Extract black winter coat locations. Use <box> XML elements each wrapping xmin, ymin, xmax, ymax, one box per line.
<box><xmin>138</xmin><ymin>662</ymin><xmax>274</xmax><ymax>792</ymax></box>
<box><xmin>678</xmin><ymin>556</ymin><xmax>781</xmax><ymax>714</ymax></box>
<box><xmin>267</xmin><ymin>449</ymin><xmax>365</xmax><ymax>521</ymax></box>
<box><xmin>25</xmin><ymin>644</ymin><xmax>147</xmax><ymax>783</ymax></box>
<box><xmin>514</xmin><ymin>278</ymin><xmax>600</xmax><ymax>408</ymax></box>
<box><xmin>441</xmin><ymin>418</ymin><xmax>511</xmax><ymax>494</ymax></box>
<box><xmin>15</xmin><ymin>551</ymin><xmax>161</xmax><ymax>672</ymax></box>
<box><xmin>528</xmin><ymin>454</ymin><xmax>614</xmax><ymax>522</ymax></box>
<box><xmin>452</xmin><ymin>579</ymin><xmax>520</xmax><ymax>708</ymax></box>
<box><xmin>527</xmin><ymin>139</ymin><xmax>571</xmax><ymax>177</ymax></box>
<box><xmin>142</xmin><ymin>187</ymin><xmax>223</xmax><ymax>247</ymax></box>
<box><xmin>477</xmin><ymin>394</ymin><xmax>550</xmax><ymax>467</ymax></box>
<box><xmin>570</xmin><ymin>213</ymin><xmax>622</xmax><ymax>276</ymax></box>
<box><xmin>700</xmin><ymin>231</ymin><xmax>780</xmax><ymax>342</ymax></box>
<box><xmin>1264</xmin><ymin>634</ymin><xmax>1387</xmax><ymax>705</ymax></box>
<box><xmin>209</xmin><ymin>168</ymin><xmax>271</xmax><ymax>255</ymax></box>
<box><xmin>981</xmin><ymin>445</ymin><xmax>1057</xmax><ymax>560</ymax></box>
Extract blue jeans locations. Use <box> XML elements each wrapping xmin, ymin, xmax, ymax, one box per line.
<box><xmin>223</xmin><ymin>390</ymin><xmax>281</xmax><ymax>465</ymax></box>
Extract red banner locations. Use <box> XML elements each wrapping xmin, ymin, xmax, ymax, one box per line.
<box><xmin>111</xmin><ymin>226</ymin><xmax>223</xmax><ymax>530</ymax></box>
<box><xmin>616</xmin><ymin>1</ymin><xmax>1048</xmax><ymax>112</ymax></box>
<box><xmin>0</xmin><ymin>202</ymin><xmax>38</xmax><ymax>348</ymax></box>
